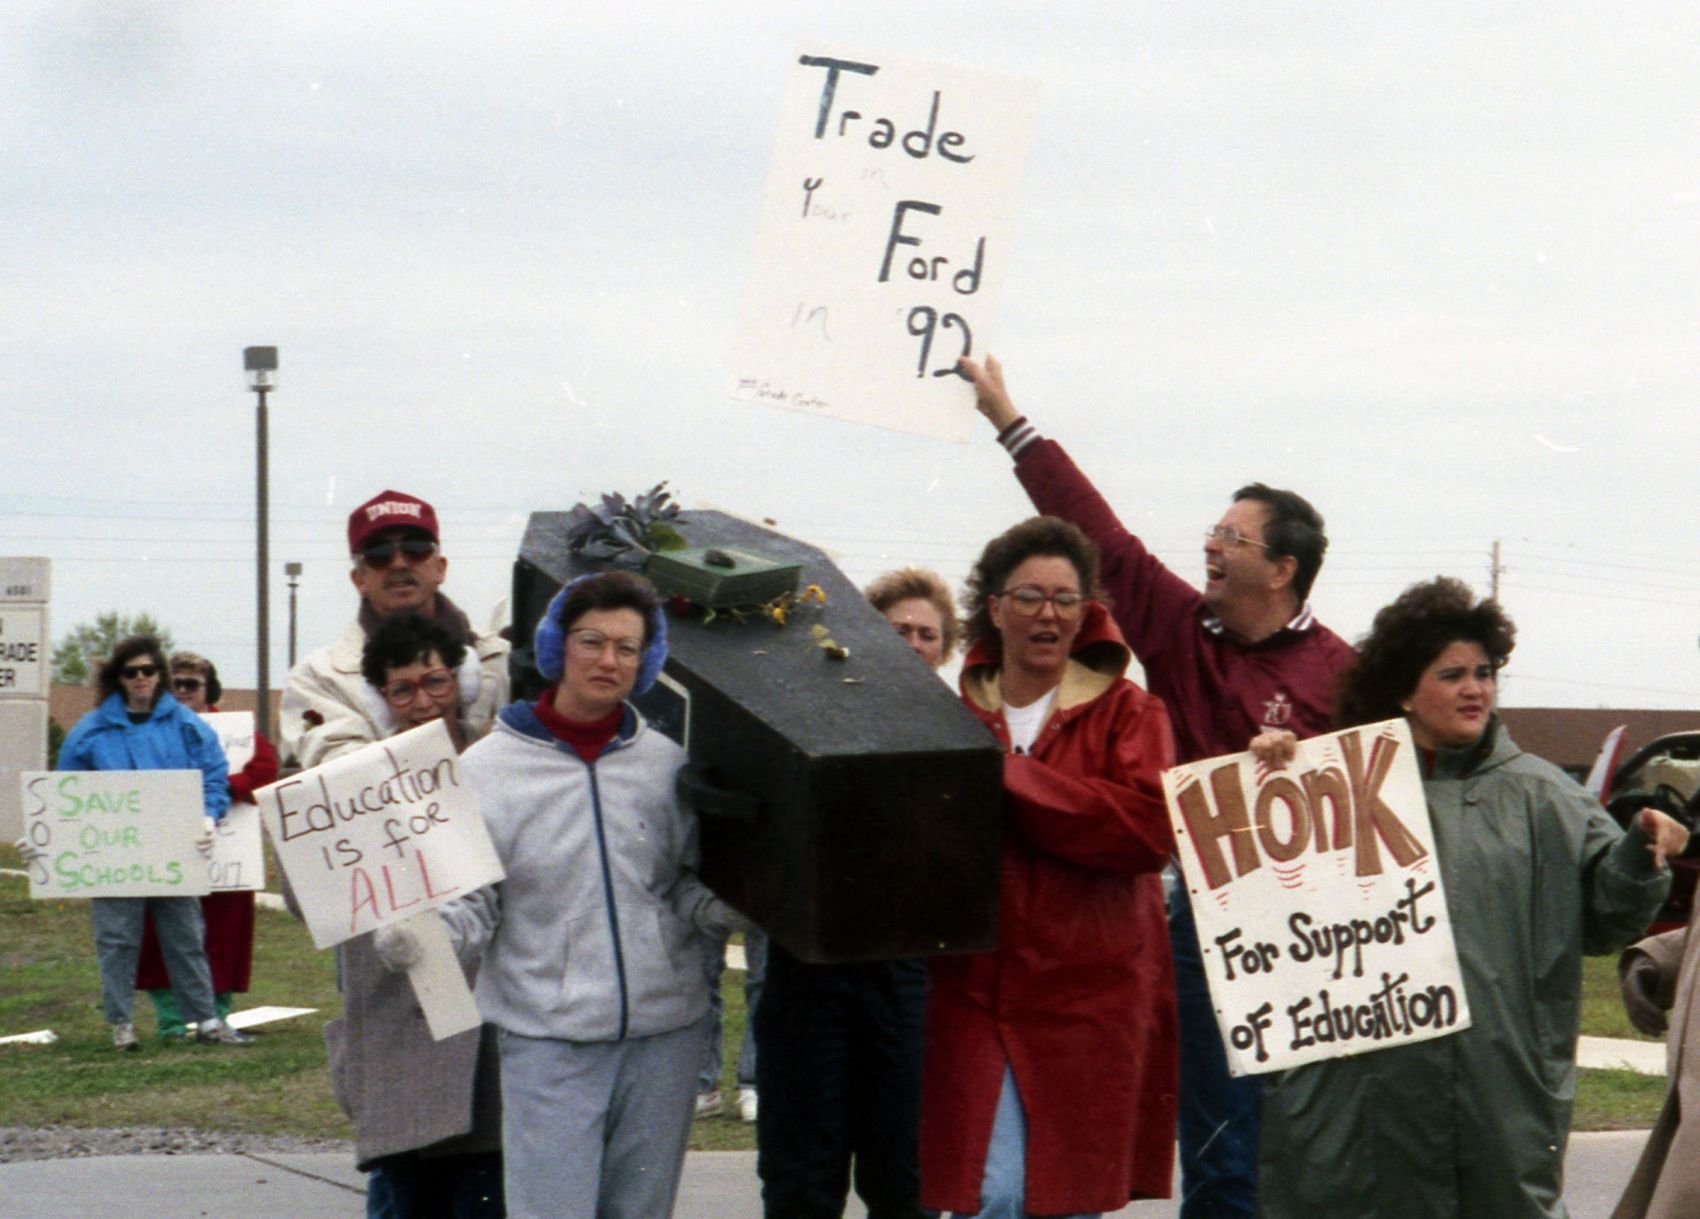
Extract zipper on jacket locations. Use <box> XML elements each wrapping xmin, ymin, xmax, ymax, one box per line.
<box><xmin>582</xmin><ymin>757</ymin><xmax>631</xmax><ymax>1041</ymax></box>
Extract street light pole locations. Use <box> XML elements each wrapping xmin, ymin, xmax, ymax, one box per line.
<box><xmin>285</xmin><ymin>561</ymin><xmax>303</xmax><ymax>671</ymax></box>
<box><xmin>244</xmin><ymin>346</ymin><xmax>279</xmax><ymax>739</ymax></box>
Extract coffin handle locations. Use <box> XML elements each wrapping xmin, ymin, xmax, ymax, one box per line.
<box><xmin>676</xmin><ymin>765</ymin><xmax>761</xmax><ymax>822</ymax></box>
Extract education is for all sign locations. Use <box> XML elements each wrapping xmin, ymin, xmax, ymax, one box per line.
<box><xmin>1161</xmin><ymin>719</ymin><xmax>1472</xmax><ymax>1075</ymax></box>
<box><xmin>254</xmin><ymin>720</ymin><xmax>503</xmax><ymax>949</ymax></box>
<box><xmin>20</xmin><ymin>770</ymin><xmax>211</xmax><ymax>898</ymax></box>
<box><xmin>730</xmin><ymin>50</ymin><xmax>1039</xmax><ymax>442</ymax></box>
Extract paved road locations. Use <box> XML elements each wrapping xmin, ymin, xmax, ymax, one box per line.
<box><xmin>0</xmin><ymin>1133</ymin><xmax>1653</xmax><ymax>1218</ymax></box>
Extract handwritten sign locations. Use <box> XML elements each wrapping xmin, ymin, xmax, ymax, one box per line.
<box><xmin>20</xmin><ymin>770</ymin><xmax>212</xmax><ymax>898</ymax></box>
<box><xmin>254</xmin><ymin>720</ymin><xmax>503</xmax><ymax>950</ymax></box>
<box><xmin>195</xmin><ymin>711</ymin><xmax>265</xmax><ymax>892</ymax></box>
<box><xmin>730</xmin><ymin>50</ymin><xmax>1040</xmax><ymax>442</ymax></box>
<box><xmin>200</xmin><ymin>711</ymin><xmax>257</xmax><ymax>773</ymax></box>
<box><xmin>1161</xmin><ymin>719</ymin><xmax>1471</xmax><ymax>1075</ymax></box>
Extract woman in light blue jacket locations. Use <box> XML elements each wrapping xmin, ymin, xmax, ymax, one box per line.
<box><xmin>50</xmin><ymin>635</ymin><xmax>251</xmax><ymax>1050</ymax></box>
<box><xmin>434</xmin><ymin>572</ymin><xmax>747</xmax><ymax>1219</ymax></box>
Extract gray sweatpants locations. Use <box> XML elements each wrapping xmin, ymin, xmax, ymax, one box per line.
<box><xmin>90</xmin><ymin>896</ymin><xmax>217</xmax><ymax>1026</ymax></box>
<box><xmin>499</xmin><ymin>1017</ymin><xmax>704</xmax><ymax>1219</ymax></box>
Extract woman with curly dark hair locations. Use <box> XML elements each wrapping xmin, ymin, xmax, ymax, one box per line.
<box><xmin>1255</xmin><ymin>577</ymin><xmax>1686</xmax><ymax>1218</ymax></box>
<box><xmin>920</xmin><ymin>517</ymin><xmax>1178</xmax><ymax>1218</ymax></box>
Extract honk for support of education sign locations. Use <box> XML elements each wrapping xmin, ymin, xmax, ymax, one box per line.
<box><xmin>730</xmin><ymin>49</ymin><xmax>1040</xmax><ymax>442</ymax></box>
<box><xmin>1161</xmin><ymin>718</ymin><xmax>1472</xmax><ymax>1075</ymax></box>
<box><xmin>254</xmin><ymin>719</ymin><xmax>503</xmax><ymax>950</ymax></box>
<box><xmin>20</xmin><ymin>770</ymin><xmax>211</xmax><ymax>898</ymax></box>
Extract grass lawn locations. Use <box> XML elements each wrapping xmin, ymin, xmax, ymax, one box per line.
<box><xmin>0</xmin><ymin>838</ymin><xmax>1670</xmax><ymax>1142</ymax></box>
<box><xmin>0</xmin><ymin>848</ymin><xmax>759</xmax><ymax>1150</ymax></box>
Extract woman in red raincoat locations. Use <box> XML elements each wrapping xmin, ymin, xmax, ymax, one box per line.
<box><xmin>920</xmin><ymin>516</ymin><xmax>1178</xmax><ymax>1218</ymax></box>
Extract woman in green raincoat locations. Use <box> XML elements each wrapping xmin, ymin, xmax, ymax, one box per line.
<box><xmin>1255</xmin><ymin>577</ymin><xmax>1686</xmax><ymax>1218</ymax></box>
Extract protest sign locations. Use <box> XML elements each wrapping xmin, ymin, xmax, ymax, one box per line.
<box><xmin>200</xmin><ymin>711</ymin><xmax>257</xmax><ymax>773</ymax></box>
<box><xmin>730</xmin><ymin>50</ymin><xmax>1040</xmax><ymax>442</ymax></box>
<box><xmin>254</xmin><ymin>719</ymin><xmax>503</xmax><ymax>950</ymax></box>
<box><xmin>198</xmin><ymin>711</ymin><xmax>264</xmax><ymax>892</ymax></box>
<box><xmin>1161</xmin><ymin>718</ymin><xmax>1471</xmax><ymax>1075</ymax></box>
<box><xmin>20</xmin><ymin>770</ymin><xmax>212</xmax><ymax>899</ymax></box>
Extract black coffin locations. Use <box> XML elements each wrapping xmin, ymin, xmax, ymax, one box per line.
<box><xmin>511</xmin><ymin>510</ymin><xmax>1003</xmax><ymax>963</ymax></box>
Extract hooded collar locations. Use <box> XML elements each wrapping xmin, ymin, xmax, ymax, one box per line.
<box><xmin>96</xmin><ymin>690</ymin><xmax>182</xmax><ymax>726</ymax></box>
<box><xmin>960</xmin><ymin>600</ymin><xmax>1132</xmax><ymax>716</ymax></box>
<box><xmin>1425</xmin><ymin>714</ymin><xmax>1520</xmax><ymax>780</ymax></box>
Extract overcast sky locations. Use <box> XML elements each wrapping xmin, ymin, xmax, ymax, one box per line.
<box><xmin>6</xmin><ymin>2</ymin><xmax>1698</xmax><ymax>709</ymax></box>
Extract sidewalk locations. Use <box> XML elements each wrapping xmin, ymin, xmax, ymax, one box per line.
<box><xmin>0</xmin><ymin>1133</ymin><xmax>1655</xmax><ymax>1218</ymax></box>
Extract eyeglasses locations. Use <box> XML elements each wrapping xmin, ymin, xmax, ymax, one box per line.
<box><xmin>1205</xmin><ymin>525</ymin><xmax>1271</xmax><ymax>551</ymax></box>
<box><xmin>380</xmin><ymin>668</ymin><xmax>456</xmax><ymax>707</ymax></box>
<box><xmin>120</xmin><ymin>664</ymin><xmax>160</xmax><ymax>679</ymax></box>
<box><xmin>567</xmin><ymin>629</ymin><xmax>644</xmax><ymax>665</ymax></box>
<box><xmin>995</xmin><ymin>586</ymin><xmax>1085</xmax><ymax>618</ymax></box>
<box><xmin>355</xmin><ymin>537</ymin><xmax>439</xmax><ymax>568</ymax></box>
<box><xmin>171</xmin><ymin>677</ymin><xmax>204</xmax><ymax>692</ymax></box>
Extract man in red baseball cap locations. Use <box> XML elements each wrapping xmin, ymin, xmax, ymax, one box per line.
<box><xmin>281</xmin><ymin>489</ymin><xmax>510</xmax><ymax>769</ymax></box>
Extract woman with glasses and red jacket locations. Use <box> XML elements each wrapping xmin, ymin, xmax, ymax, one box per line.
<box><xmin>920</xmin><ymin>518</ymin><xmax>1178</xmax><ymax>1219</ymax></box>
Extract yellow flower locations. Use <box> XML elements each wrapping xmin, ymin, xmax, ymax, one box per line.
<box><xmin>769</xmin><ymin>602</ymin><xmax>789</xmax><ymax>625</ymax></box>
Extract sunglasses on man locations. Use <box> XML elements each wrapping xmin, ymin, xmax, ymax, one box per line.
<box><xmin>172</xmin><ymin>677</ymin><xmax>204</xmax><ymax>693</ymax></box>
<box><xmin>356</xmin><ymin>537</ymin><xmax>439</xmax><ymax>568</ymax></box>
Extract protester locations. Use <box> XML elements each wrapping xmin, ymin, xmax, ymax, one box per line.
<box><xmin>282</xmin><ymin>489</ymin><xmax>508</xmax><ymax>769</ymax></box>
<box><xmin>278</xmin><ymin>490</ymin><xmax>508</xmax><ymax>1213</ymax></box>
<box><xmin>750</xmin><ymin>566</ymin><xmax>956</xmax><ymax>1219</ymax></box>
<box><xmin>920</xmin><ymin>519</ymin><xmax>1176</xmax><ymax>1218</ymax></box>
<box><xmin>961</xmin><ymin>354</ymin><xmax>1353</xmax><ymax>1217</ymax></box>
<box><xmin>34</xmin><ymin>636</ymin><xmax>251</xmax><ymax>1049</ymax></box>
<box><xmin>696</xmin><ymin>929</ymin><xmax>765</xmax><ymax>1122</ymax></box>
<box><xmin>132</xmin><ymin>652</ymin><xmax>278</xmax><ymax>1038</ymax></box>
<box><xmin>1612</xmin><ymin>868</ymin><xmax>1700</xmax><ymax>1216</ymax></box>
<box><xmin>317</xmin><ymin>614</ymin><xmax>504</xmax><ymax>1218</ymax></box>
<box><xmin>868</xmin><ymin>565</ymin><xmax>959</xmax><ymax>668</ymax></box>
<box><xmin>1254</xmin><ymin>577</ymin><xmax>1684</xmax><ymax>1218</ymax></box>
<box><xmin>433</xmin><ymin>571</ymin><xmax>749</xmax><ymax>1219</ymax></box>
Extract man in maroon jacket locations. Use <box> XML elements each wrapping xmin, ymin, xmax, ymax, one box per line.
<box><xmin>962</xmin><ymin>354</ymin><xmax>1355</xmax><ymax>1218</ymax></box>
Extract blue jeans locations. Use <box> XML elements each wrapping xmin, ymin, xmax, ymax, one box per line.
<box><xmin>90</xmin><ymin>896</ymin><xmax>215</xmax><ymax>1026</ymax></box>
<box><xmin>1170</xmin><ymin>886</ymin><xmax>1260</xmax><ymax>1218</ymax></box>
<box><xmin>948</xmin><ymin>1064</ymin><xmax>1097</xmax><ymax>1219</ymax></box>
<box><xmin>699</xmin><ymin>928</ymin><xmax>766</xmax><ymax>1091</ymax></box>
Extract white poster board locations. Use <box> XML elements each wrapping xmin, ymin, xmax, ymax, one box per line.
<box><xmin>20</xmin><ymin>770</ymin><xmax>212</xmax><ymax>898</ymax></box>
<box><xmin>730</xmin><ymin>50</ymin><xmax>1040</xmax><ymax>442</ymax></box>
<box><xmin>200</xmin><ymin>711</ymin><xmax>257</xmax><ymax>773</ymax></box>
<box><xmin>199</xmin><ymin>711</ymin><xmax>264</xmax><ymax>892</ymax></box>
<box><xmin>1162</xmin><ymin>719</ymin><xmax>1471</xmax><ymax>1075</ymax></box>
<box><xmin>254</xmin><ymin>720</ymin><xmax>503</xmax><ymax>950</ymax></box>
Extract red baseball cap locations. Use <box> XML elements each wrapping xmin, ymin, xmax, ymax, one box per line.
<box><xmin>347</xmin><ymin>490</ymin><xmax>440</xmax><ymax>555</ymax></box>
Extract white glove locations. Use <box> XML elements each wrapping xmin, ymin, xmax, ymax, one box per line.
<box><xmin>13</xmin><ymin>836</ymin><xmax>45</xmax><ymax>866</ymax></box>
<box><xmin>196</xmin><ymin>817</ymin><xmax>218</xmax><ymax>859</ymax></box>
<box><xmin>372</xmin><ymin>921</ymin><xmax>424</xmax><ymax>973</ymax></box>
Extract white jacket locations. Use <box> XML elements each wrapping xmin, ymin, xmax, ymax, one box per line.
<box><xmin>280</xmin><ymin>614</ymin><xmax>509</xmax><ymax>769</ymax></box>
<box><xmin>438</xmin><ymin>700</ymin><xmax>732</xmax><ymax>1042</ymax></box>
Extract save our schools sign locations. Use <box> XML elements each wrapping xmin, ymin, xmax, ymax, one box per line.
<box><xmin>20</xmin><ymin>770</ymin><xmax>211</xmax><ymax>898</ymax></box>
<box><xmin>1161</xmin><ymin>718</ymin><xmax>1472</xmax><ymax>1076</ymax></box>
<box><xmin>254</xmin><ymin>719</ymin><xmax>503</xmax><ymax>950</ymax></box>
<box><xmin>729</xmin><ymin>49</ymin><xmax>1040</xmax><ymax>442</ymax></box>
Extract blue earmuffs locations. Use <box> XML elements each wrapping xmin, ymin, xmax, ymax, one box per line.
<box><xmin>533</xmin><ymin>573</ymin><xmax>669</xmax><ymax>696</ymax></box>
